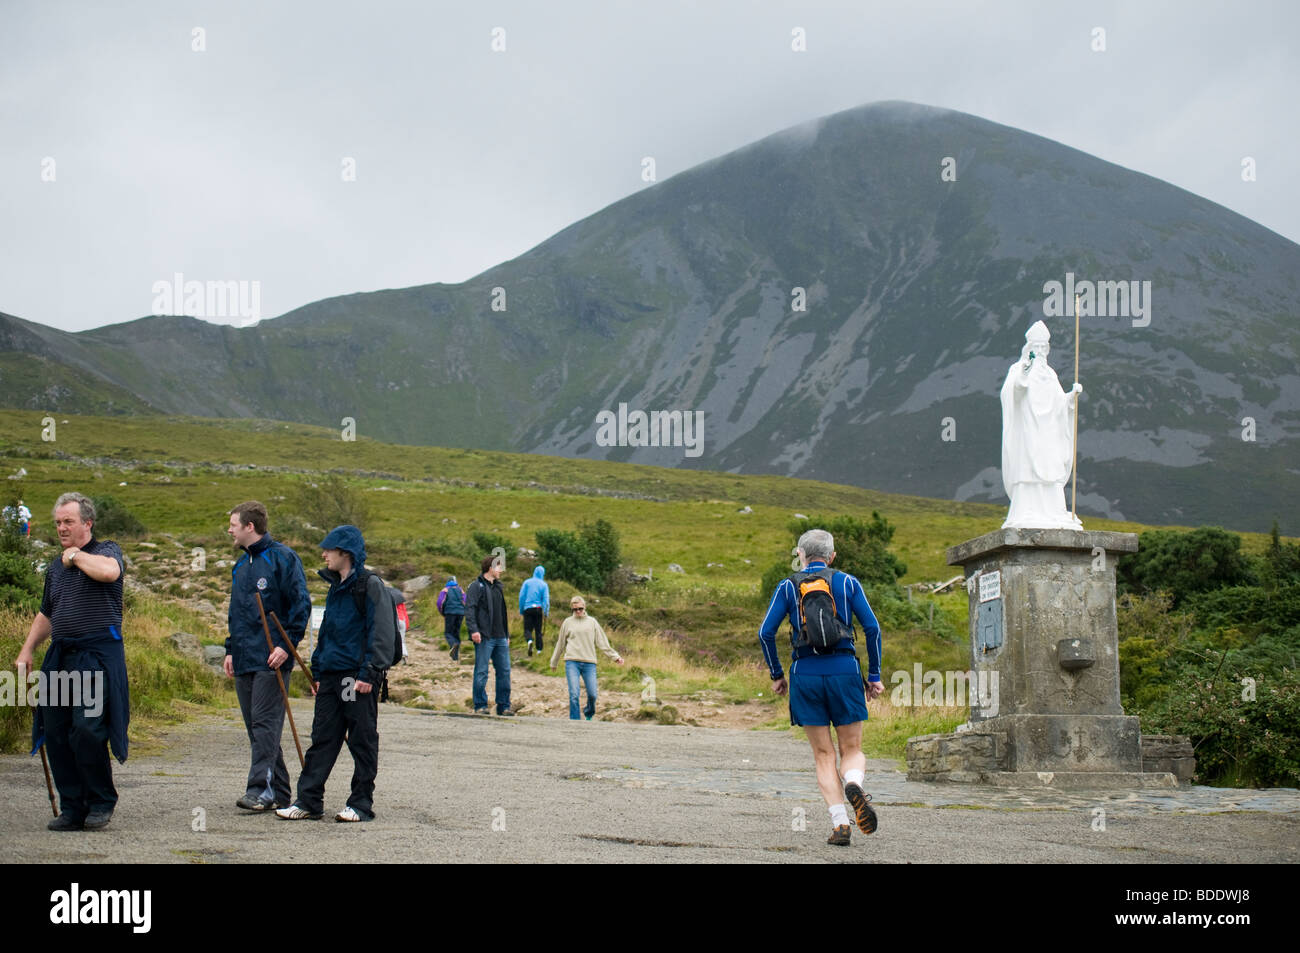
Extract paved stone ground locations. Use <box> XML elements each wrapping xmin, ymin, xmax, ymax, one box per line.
<box><xmin>2</xmin><ymin>704</ymin><xmax>1296</xmax><ymax>863</ymax></box>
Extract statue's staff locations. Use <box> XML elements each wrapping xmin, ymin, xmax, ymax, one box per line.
<box><xmin>1072</xmin><ymin>292</ymin><xmax>1081</xmax><ymax>519</ymax></box>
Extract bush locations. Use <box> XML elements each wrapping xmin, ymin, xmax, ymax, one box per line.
<box><xmin>1116</xmin><ymin>592</ymin><xmax>1195</xmax><ymax>711</ymax></box>
<box><xmin>295</xmin><ymin>474</ymin><xmax>371</xmax><ymax>540</ymax></box>
<box><xmin>580</xmin><ymin>518</ymin><xmax>621</xmax><ymax>581</ymax></box>
<box><xmin>1259</xmin><ymin>523</ymin><xmax>1300</xmax><ymax>589</ymax></box>
<box><xmin>533</xmin><ymin>519</ymin><xmax>623</xmax><ymax>594</ymax></box>
<box><xmin>0</xmin><ymin>507</ymin><xmax>41</xmax><ymax>612</ymax></box>
<box><xmin>535</xmin><ymin>528</ymin><xmax>603</xmax><ymax>592</ymax></box>
<box><xmin>90</xmin><ymin>495</ymin><xmax>147</xmax><ymax>539</ymax></box>
<box><xmin>1146</xmin><ymin>657</ymin><xmax>1300</xmax><ymax>787</ymax></box>
<box><xmin>1117</xmin><ymin>527</ymin><xmax>1256</xmax><ymax>607</ymax></box>
<box><xmin>759</xmin><ymin>511</ymin><xmax>907</xmax><ymax>601</ymax></box>
<box><xmin>471</xmin><ymin>531</ymin><xmax>512</xmax><ymax>558</ymax></box>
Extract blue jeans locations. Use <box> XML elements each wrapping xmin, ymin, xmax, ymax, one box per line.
<box><xmin>472</xmin><ymin>637</ymin><xmax>511</xmax><ymax>713</ymax></box>
<box><xmin>565</xmin><ymin>660</ymin><xmax>598</xmax><ymax>720</ymax></box>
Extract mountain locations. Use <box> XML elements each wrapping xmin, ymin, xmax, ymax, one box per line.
<box><xmin>2</xmin><ymin>101</ymin><xmax>1297</xmax><ymax>531</ymax></box>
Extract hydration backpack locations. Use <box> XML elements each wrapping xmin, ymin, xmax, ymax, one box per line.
<box><xmin>789</xmin><ymin>569</ymin><xmax>852</xmax><ymax>651</ymax></box>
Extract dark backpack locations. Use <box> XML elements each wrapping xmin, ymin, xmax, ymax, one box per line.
<box><xmin>789</xmin><ymin>569</ymin><xmax>852</xmax><ymax>652</ymax></box>
<box><xmin>350</xmin><ymin>568</ymin><xmax>403</xmax><ymax>669</ymax></box>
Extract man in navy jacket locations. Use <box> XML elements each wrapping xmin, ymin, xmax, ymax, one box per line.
<box><xmin>278</xmin><ymin>524</ymin><xmax>394</xmax><ymax>822</ymax></box>
<box><xmin>225</xmin><ymin>501</ymin><xmax>311</xmax><ymax>812</ymax></box>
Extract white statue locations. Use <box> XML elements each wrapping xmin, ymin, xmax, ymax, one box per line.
<box><xmin>1000</xmin><ymin>320</ymin><xmax>1083</xmax><ymax>530</ymax></box>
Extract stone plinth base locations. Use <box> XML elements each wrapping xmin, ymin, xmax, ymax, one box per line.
<box><xmin>907</xmin><ymin>725</ymin><xmax>1195</xmax><ymax>788</ymax></box>
<box><xmin>1140</xmin><ymin>734</ymin><xmax>1197</xmax><ymax>783</ymax></box>
<box><xmin>981</xmin><ymin>771</ymin><xmax>1177</xmax><ymax>790</ymax></box>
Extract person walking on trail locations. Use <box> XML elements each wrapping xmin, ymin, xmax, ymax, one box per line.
<box><xmin>465</xmin><ymin>555</ymin><xmax>513</xmax><ymax>715</ymax></box>
<box><xmin>550</xmin><ymin>595</ymin><xmax>623</xmax><ymax>721</ymax></box>
<box><xmin>225</xmin><ymin>500</ymin><xmax>311</xmax><ymax>813</ymax></box>
<box><xmin>437</xmin><ymin>576</ymin><xmax>467</xmax><ymax>660</ymax></box>
<box><xmin>758</xmin><ymin>528</ymin><xmax>884</xmax><ymax>846</ymax></box>
<box><xmin>518</xmin><ymin>565</ymin><xmax>550</xmax><ymax>657</ymax></box>
<box><xmin>277</xmin><ymin>524</ymin><xmax>395</xmax><ymax>823</ymax></box>
<box><xmin>14</xmin><ymin>492</ymin><xmax>129</xmax><ymax>832</ymax></box>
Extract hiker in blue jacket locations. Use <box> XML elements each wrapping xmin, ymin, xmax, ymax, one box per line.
<box><xmin>758</xmin><ymin>528</ymin><xmax>884</xmax><ymax>846</ymax></box>
<box><xmin>278</xmin><ymin>524</ymin><xmax>394</xmax><ymax>822</ymax></box>
<box><xmin>518</xmin><ymin>565</ymin><xmax>550</xmax><ymax>656</ymax></box>
<box><xmin>225</xmin><ymin>501</ymin><xmax>311</xmax><ymax>812</ymax></box>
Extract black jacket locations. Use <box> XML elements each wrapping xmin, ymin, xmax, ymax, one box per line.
<box><xmin>464</xmin><ymin>574</ymin><xmax>508</xmax><ymax>639</ymax></box>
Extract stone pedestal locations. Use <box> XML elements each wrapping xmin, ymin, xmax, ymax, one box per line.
<box><xmin>905</xmin><ymin>527</ymin><xmax>1185</xmax><ymax>789</ymax></box>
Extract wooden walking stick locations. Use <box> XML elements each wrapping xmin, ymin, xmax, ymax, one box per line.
<box><xmin>38</xmin><ymin>743</ymin><xmax>58</xmax><ymax>817</ymax></box>
<box><xmin>1072</xmin><ymin>292</ymin><xmax>1081</xmax><ymax>520</ymax></box>
<box><xmin>255</xmin><ymin>592</ymin><xmax>305</xmax><ymax>769</ymax></box>
<box><xmin>268</xmin><ymin>610</ymin><xmax>315</xmax><ymax>689</ymax></box>
<box><xmin>25</xmin><ymin>662</ymin><xmax>58</xmax><ymax>817</ymax></box>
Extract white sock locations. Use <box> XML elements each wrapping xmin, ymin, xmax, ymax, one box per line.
<box><xmin>843</xmin><ymin>768</ymin><xmax>865</xmax><ymax>787</ymax></box>
<box><xmin>829</xmin><ymin>803</ymin><xmax>849</xmax><ymax>827</ymax></box>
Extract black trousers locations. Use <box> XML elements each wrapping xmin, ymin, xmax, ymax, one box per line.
<box><xmin>523</xmin><ymin>608</ymin><xmax>544</xmax><ymax>651</ymax></box>
<box><xmin>235</xmin><ymin>670</ymin><xmax>293</xmax><ymax>804</ymax></box>
<box><xmin>294</xmin><ymin>672</ymin><xmax>379</xmax><ymax>816</ymax></box>
<box><xmin>44</xmin><ymin>695</ymin><xmax>116</xmax><ymax>821</ymax></box>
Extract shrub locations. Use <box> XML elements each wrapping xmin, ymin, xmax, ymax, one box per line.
<box><xmin>471</xmin><ymin>531</ymin><xmax>512</xmax><ymax>558</ymax></box>
<box><xmin>532</xmin><ymin>519</ymin><xmax>623</xmax><ymax>594</ymax></box>
<box><xmin>1146</xmin><ymin>657</ymin><xmax>1300</xmax><ymax>788</ymax></box>
<box><xmin>90</xmin><ymin>495</ymin><xmax>147</xmax><ymax>539</ymax></box>
<box><xmin>0</xmin><ymin>508</ymin><xmax>41</xmax><ymax>612</ymax></box>
<box><xmin>1117</xmin><ymin>527</ymin><xmax>1256</xmax><ymax>607</ymax></box>
<box><xmin>295</xmin><ymin>474</ymin><xmax>370</xmax><ymax>540</ymax></box>
<box><xmin>759</xmin><ymin>511</ymin><xmax>907</xmax><ymax>601</ymax></box>
<box><xmin>535</xmin><ymin>528</ymin><xmax>603</xmax><ymax>592</ymax></box>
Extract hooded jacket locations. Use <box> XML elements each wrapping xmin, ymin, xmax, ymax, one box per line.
<box><xmin>226</xmin><ymin>533</ymin><xmax>311</xmax><ymax>676</ymax></box>
<box><xmin>312</xmin><ymin>525</ymin><xmax>395</xmax><ymax>684</ymax></box>
<box><xmin>518</xmin><ymin>566</ymin><xmax>550</xmax><ymax>614</ymax></box>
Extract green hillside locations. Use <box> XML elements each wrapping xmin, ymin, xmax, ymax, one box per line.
<box><xmin>1</xmin><ymin>411</ymin><xmax>1290</xmax><ymax>782</ymax></box>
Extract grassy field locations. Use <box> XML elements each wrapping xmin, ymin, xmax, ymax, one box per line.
<box><xmin>0</xmin><ymin>410</ymin><xmax>1281</xmax><ymax>762</ymax></box>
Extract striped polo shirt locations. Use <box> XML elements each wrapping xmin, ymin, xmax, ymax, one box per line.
<box><xmin>40</xmin><ymin>538</ymin><xmax>125</xmax><ymax>639</ymax></box>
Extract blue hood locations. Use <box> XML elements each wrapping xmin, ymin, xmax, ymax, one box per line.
<box><xmin>533</xmin><ymin>566</ymin><xmax>545</xmax><ymax>580</ymax></box>
<box><xmin>320</xmin><ymin>524</ymin><xmax>367</xmax><ymax>574</ymax></box>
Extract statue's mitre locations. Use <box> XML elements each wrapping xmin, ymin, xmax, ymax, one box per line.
<box><xmin>1026</xmin><ymin>320</ymin><xmax>1051</xmax><ymax>343</ymax></box>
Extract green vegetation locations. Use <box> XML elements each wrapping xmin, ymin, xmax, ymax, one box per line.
<box><xmin>0</xmin><ymin>597</ymin><xmax>234</xmax><ymax>756</ymax></box>
<box><xmin>534</xmin><ymin>518</ymin><xmax>622</xmax><ymax>593</ymax></box>
<box><xmin>1118</xmin><ymin>526</ymin><xmax>1257</xmax><ymax>607</ymax></box>
<box><xmin>90</xmin><ymin>494</ymin><xmax>148</xmax><ymax>539</ymax></box>
<box><xmin>1117</xmin><ymin>531</ymin><xmax>1300</xmax><ymax>787</ymax></box>
<box><xmin>0</xmin><ymin>498</ymin><xmax>42</xmax><ymax>613</ymax></box>
<box><xmin>0</xmin><ymin>411</ymin><xmax>1292</xmax><ymax>783</ymax></box>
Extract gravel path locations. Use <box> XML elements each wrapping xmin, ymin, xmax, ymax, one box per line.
<box><xmin>2</xmin><ymin>703</ymin><xmax>1296</xmax><ymax>863</ymax></box>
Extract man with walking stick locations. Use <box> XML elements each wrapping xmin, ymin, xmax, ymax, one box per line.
<box><xmin>226</xmin><ymin>501</ymin><xmax>311</xmax><ymax>812</ymax></box>
<box><xmin>14</xmin><ymin>492</ymin><xmax>129</xmax><ymax>831</ymax></box>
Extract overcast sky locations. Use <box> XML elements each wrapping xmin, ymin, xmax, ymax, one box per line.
<box><xmin>2</xmin><ymin>0</ymin><xmax>1296</xmax><ymax>333</ymax></box>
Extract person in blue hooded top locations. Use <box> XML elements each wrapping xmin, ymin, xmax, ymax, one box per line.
<box><xmin>277</xmin><ymin>524</ymin><xmax>395</xmax><ymax>823</ymax></box>
<box><xmin>518</xmin><ymin>565</ymin><xmax>550</xmax><ymax>657</ymax></box>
